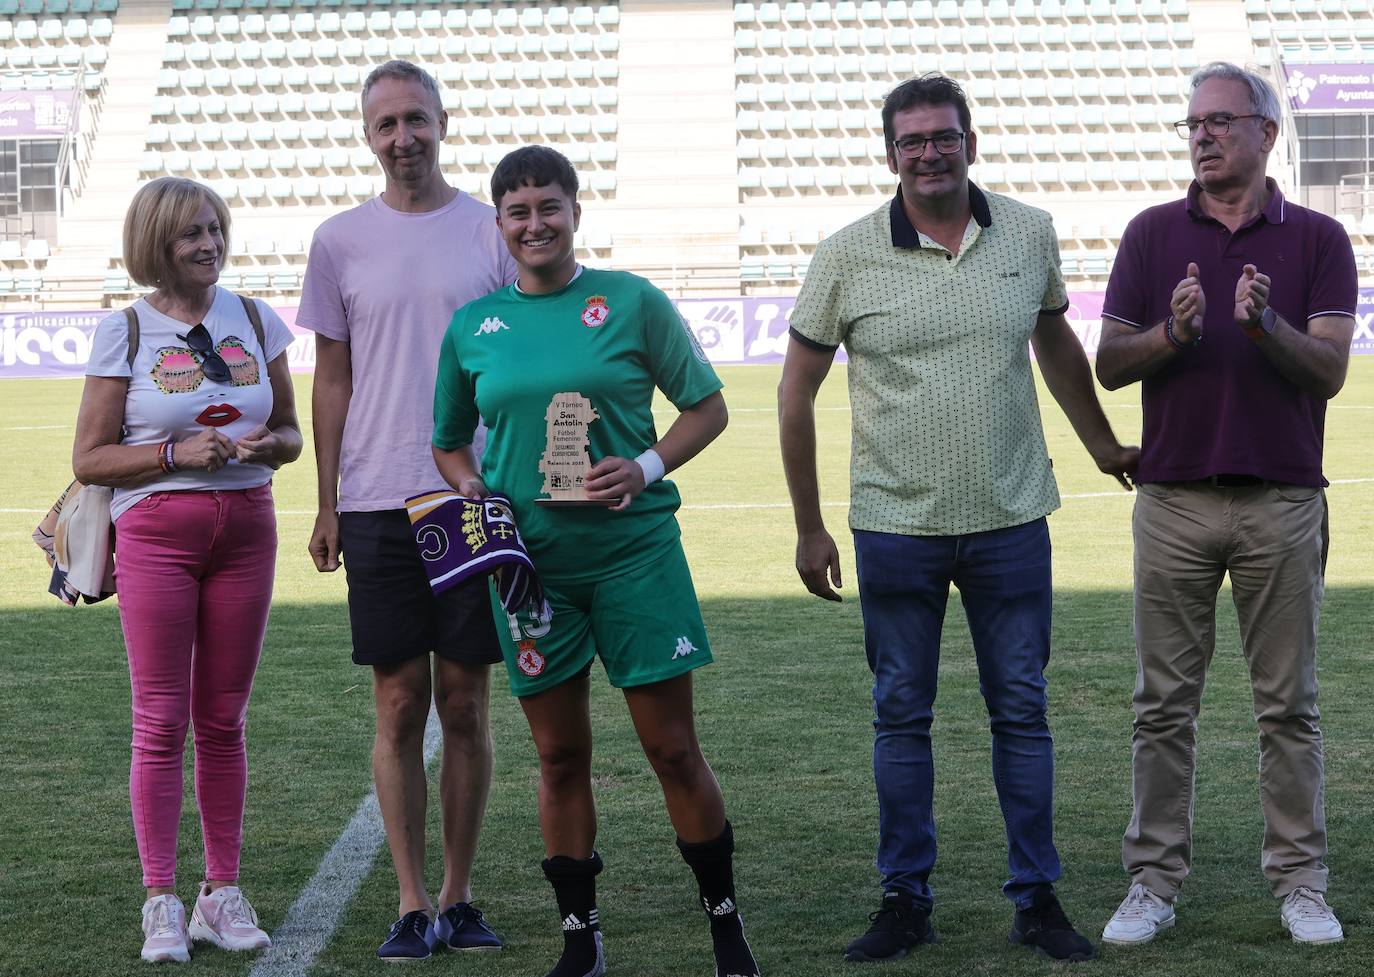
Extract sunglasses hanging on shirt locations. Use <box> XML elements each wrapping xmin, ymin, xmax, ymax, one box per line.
<box><xmin>176</xmin><ymin>323</ymin><xmax>232</xmax><ymax>383</ymax></box>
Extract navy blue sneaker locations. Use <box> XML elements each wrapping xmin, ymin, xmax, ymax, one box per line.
<box><xmin>843</xmin><ymin>891</ymin><xmax>936</xmax><ymax>962</ymax></box>
<box><xmin>1009</xmin><ymin>888</ymin><xmax>1095</xmax><ymax>962</ymax></box>
<box><xmin>435</xmin><ymin>902</ymin><xmax>503</xmax><ymax>951</ymax></box>
<box><xmin>377</xmin><ymin>910</ymin><xmax>437</xmax><ymax>961</ymax></box>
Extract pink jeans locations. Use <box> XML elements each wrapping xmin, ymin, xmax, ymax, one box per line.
<box><xmin>114</xmin><ymin>485</ymin><xmax>277</xmax><ymax>888</ymax></box>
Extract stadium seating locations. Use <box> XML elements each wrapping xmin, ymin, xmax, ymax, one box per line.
<box><xmin>113</xmin><ymin>2</ymin><xmax>622</xmax><ymax>292</ymax></box>
<box><xmin>9</xmin><ymin>0</ymin><xmax>1374</xmax><ymax>304</ymax></box>
<box><xmin>730</xmin><ymin>0</ymin><xmax>1209</xmax><ymax>282</ymax></box>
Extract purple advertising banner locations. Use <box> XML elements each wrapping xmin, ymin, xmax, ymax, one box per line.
<box><xmin>1281</xmin><ymin>62</ymin><xmax>1374</xmax><ymax>112</ymax></box>
<box><xmin>0</xmin><ymin>306</ymin><xmax>316</xmax><ymax>380</ymax></box>
<box><xmin>675</xmin><ymin>292</ymin><xmax>1109</xmax><ymax>363</ymax></box>
<box><xmin>0</xmin><ymin>89</ymin><xmax>79</xmax><ymax>138</ymax></box>
<box><xmin>4</xmin><ymin>290</ymin><xmax>1373</xmax><ymax>380</ymax></box>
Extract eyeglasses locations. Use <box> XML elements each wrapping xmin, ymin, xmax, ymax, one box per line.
<box><xmin>892</xmin><ymin>131</ymin><xmax>966</xmax><ymax>159</ymax></box>
<box><xmin>176</xmin><ymin>323</ymin><xmax>231</xmax><ymax>383</ymax></box>
<box><xmin>1172</xmin><ymin>114</ymin><xmax>1265</xmax><ymax>139</ymax></box>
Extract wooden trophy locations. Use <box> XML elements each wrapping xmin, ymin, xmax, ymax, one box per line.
<box><xmin>535</xmin><ymin>392</ymin><xmax>616</xmax><ymax>507</ymax></box>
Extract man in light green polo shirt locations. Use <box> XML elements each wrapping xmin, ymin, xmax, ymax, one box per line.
<box><xmin>778</xmin><ymin>74</ymin><xmax>1138</xmax><ymax>965</ymax></box>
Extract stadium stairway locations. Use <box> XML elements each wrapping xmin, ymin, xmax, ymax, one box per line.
<box><xmin>1190</xmin><ymin>0</ymin><xmax>1258</xmax><ymax>67</ymax></box>
<box><xmin>46</xmin><ymin>0</ymin><xmax>165</xmax><ymax>303</ymax></box>
<box><xmin>611</xmin><ymin>0</ymin><xmax>741</xmax><ymax>291</ymax></box>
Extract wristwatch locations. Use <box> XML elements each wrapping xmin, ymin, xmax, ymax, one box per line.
<box><xmin>1243</xmin><ymin>307</ymin><xmax>1277</xmax><ymax>340</ymax></box>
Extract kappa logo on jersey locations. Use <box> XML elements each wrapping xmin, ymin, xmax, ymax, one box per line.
<box><xmin>517</xmin><ymin>640</ymin><xmax>546</xmax><ymax>676</ymax></box>
<box><xmin>581</xmin><ymin>295</ymin><xmax>610</xmax><ymax>328</ymax></box>
<box><xmin>672</xmin><ymin>636</ymin><xmax>698</xmax><ymax>660</ymax></box>
<box><xmin>474</xmin><ymin>316</ymin><xmax>509</xmax><ymax>337</ymax></box>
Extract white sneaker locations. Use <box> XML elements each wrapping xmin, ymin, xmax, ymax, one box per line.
<box><xmin>189</xmin><ymin>882</ymin><xmax>272</xmax><ymax>951</ymax></box>
<box><xmin>1280</xmin><ymin>887</ymin><xmax>1343</xmax><ymax>944</ymax></box>
<box><xmin>1101</xmin><ymin>882</ymin><xmax>1175</xmax><ymax>945</ymax></box>
<box><xmin>141</xmin><ymin>894</ymin><xmax>192</xmax><ymax>963</ymax></box>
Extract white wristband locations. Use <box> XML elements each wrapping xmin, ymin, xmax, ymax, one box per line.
<box><xmin>634</xmin><ymin>448</ymin><xmax>665</xmax><ymax>486</ymax></box>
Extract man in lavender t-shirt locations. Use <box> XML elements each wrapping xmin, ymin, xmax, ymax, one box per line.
<box><xmin>1095</xmin><ymin>63</ymin><xmax>1356</xmax><ymax>948</ymax></box>
<box><xmin>298</xmin><ymin>61</ymin><xmax>517</xmax><ymax>962</ymax></box>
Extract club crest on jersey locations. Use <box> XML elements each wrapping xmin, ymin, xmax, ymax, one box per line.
<box><xmin>581</xmin><ymin>295</ymin><xmax>610</xmax><ymax>328</ymax></box>
<box><xmin>517</xmin><ymin>640</ymin><xmax>546</xmax><ymax>676</ymax></box>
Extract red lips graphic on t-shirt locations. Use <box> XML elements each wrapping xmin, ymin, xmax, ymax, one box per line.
<box><xmin>196</xmin><ymin>404</ymin><xmax>242</xmax><ymax>427</ymax></box>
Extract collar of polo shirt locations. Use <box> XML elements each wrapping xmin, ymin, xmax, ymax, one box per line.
<box><xmin>1186</xmin><ymin>176</ymin><xmax>1286</xmax><ymax>227</ymax></box>
<box><xmin>889</xmin><ymin>182</ymin><xmax>993</xmax><ymax>249</ymax></box>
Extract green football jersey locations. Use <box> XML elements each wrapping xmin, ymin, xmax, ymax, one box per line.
<box><xmin>433</xmin><ymin>268</ymin><xmax>723</xmax><ymax>583</ymax></box>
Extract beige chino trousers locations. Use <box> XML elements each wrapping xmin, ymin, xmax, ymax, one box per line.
<box><xmin>1122</xmin><ymin>481</ymin><xmax>1329</xmax><ymax>900</ymax></box>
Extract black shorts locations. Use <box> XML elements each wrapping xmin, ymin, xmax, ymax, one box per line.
<box><xmin>338</xmin><ymin>508</ymin><xmax>503</xmax><ymax>668</ymax></box>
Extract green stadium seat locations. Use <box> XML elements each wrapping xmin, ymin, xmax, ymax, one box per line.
<box><xmin>103</xmin><ymin>272</ymin><xmax>130</xmax><ymax>293</ymax></box>
<box><xmin>94</xmin><ymin>0</ymin><xmax>116</xmax><ymax>9</ymax></box>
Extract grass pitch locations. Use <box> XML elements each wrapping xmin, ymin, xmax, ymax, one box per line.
<box><xmin>2</xmin><ymin>362</ymin><xmax>1373</xmax><ymax>977</ymax></box>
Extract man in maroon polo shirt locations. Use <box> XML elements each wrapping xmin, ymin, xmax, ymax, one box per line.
<box><xmin>1095</xmin><ymin>61</ymin><xmax>1356</xmax><ymax>947</ymax></box>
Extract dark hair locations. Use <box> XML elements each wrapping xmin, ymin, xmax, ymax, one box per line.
<box><xmin>881</xmin><ymin>74</ymin><xmax>972</xmax><ymax>145</ymax></box>
<box><xmin>490</xmin><ymin>146</ymin><xmax>580</xmax><ymax>208</ymax></box>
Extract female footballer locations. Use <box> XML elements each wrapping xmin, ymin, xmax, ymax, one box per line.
<box><xmin>431</xmin><ymin>146</ymin><xmax>760</xmax><ymax>977</ymax></box>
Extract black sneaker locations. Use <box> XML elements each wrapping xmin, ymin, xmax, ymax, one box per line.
<box><xmin>435</xmin><ymin>902</ymin><xmax>503</xmax><ymax>951</ymax></box>
<box><xmin>377</xmin><ymin>910</ymin><xmax>437</xmax><ymax>961</ymax></box>
<box><xmin>1009</xmin><ymin>888</ymin><xmax>1095</xmax><ymax>962</ymax></box>
<box><xmin>843</xmin><ymin>891</ymin><xmax>935</xmax><ymax>963</ymax></box>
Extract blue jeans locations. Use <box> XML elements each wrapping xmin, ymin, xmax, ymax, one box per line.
<box><xmin>853</xmin><ymin>518</ymin><xmax>1061</xmax><ymax>910</ymax></box>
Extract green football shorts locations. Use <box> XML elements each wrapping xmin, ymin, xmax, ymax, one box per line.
<box><xmin>492</xmin><ymin>541</ymin><xmax>713</xmax><ymax>698</ymax></box>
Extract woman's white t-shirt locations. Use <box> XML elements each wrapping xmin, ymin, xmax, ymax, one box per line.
<box><xmin>85</xmin><ymin>287</ymin><xmax>295</xmax><ymax>521</ymax></box>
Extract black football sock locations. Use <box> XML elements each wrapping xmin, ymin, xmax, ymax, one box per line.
<box><xmin>542</xmin><ymin>852</ymin><xmax>605</xmax><ymax>977</ymax></box>
<box><xmin>677</xmin><ymin>822</ymin><xmax>761</xmax><ymax>977</ymax></box>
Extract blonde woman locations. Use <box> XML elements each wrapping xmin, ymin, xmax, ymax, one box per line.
<box><xmin>72</xmin><ymin>177</ymin><xmax>301</xmax><ymax>962</ymax></box>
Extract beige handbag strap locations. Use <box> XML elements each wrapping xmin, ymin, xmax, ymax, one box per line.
<box><xmin>122</xmin><ymin>306</ymin><xmax>139</xmax><ymax>370</ymax></box>
<box><xmin>237</xmin><ymin>293</ymin><xmax>267</xmax><ymax>353</ymax></box>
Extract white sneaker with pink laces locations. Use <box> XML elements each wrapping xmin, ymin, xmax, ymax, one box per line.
<box><xmin>189</xmin><ymin>883</ymin><xmax>272</xmax><ymax>951</ymax></box>
<box><xmin>141</xmin><ymin>894</ymin><xmax>192</xmax><ymax>963</ymax></box>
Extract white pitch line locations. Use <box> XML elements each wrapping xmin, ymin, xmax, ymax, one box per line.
<box><xmin>246</xmin><ymin>707</ymin><xmax>442</xmax><ymax>977</ymax></box>
<box><xmin>2</xmin><ymin>423</ymin><xmax>72</xmax><ymax>430</ymax></box>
